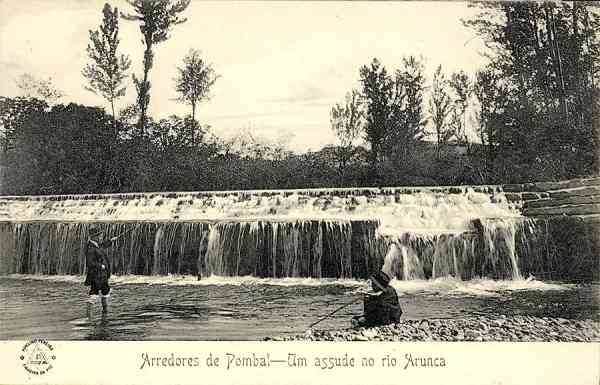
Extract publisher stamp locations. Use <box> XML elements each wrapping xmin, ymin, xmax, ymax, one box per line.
<box><xmin>20</xmin><ymin>339</ymin><xmax>55</xmax><ymax>375</ymax></box>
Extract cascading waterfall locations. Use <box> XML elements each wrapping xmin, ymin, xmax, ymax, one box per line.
<box><xmin>202</xmin><ymin>220</ymin><xmax>359</xmax><ymax>278</ymax></box>
<box><xmin>0</xmin><ymin>219</ymin><xmax>382</xmax><ymax>278</ymax></box>
<box><xmin>0</xmin><ymin>187</ymin><xmax>555</xmax><ymax>280</ymax></box>
<box><xmin>384</xmin><ymin>219</ymin><xmax>529</xmax><ymax>281</ymax></box>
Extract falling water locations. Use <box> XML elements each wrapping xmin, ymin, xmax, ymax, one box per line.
<box><xmin>380</xmin><ymin>218</ymin><xmax>531</xmax><ymax>281</ymax></box>
<box><xmin>0</xmin><ymin>187</ymin><xmax>553</xmax><ymax>280</ymax></box>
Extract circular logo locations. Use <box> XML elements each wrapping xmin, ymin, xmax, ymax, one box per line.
<box><xmin>20</xmin><ymin>339</ymin><xmax>55</xmax><ymax>375</ymax></box>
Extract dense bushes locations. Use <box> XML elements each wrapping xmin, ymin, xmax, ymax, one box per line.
<box><xmin>4</xmin><ymin>100</ymin><xmax>585</xmax><ymax>196</ymax></box>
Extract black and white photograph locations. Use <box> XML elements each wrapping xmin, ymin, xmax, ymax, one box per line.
<box><xmin>0</xmin><ymin>0</ymin><xmax>599</xmax><ymax>382</ymax></box>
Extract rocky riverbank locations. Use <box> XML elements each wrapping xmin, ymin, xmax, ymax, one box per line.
<box><xmin>266</xmin><ymin>315</ymin><xmax>600</xmax><ymax>342</ymax></box>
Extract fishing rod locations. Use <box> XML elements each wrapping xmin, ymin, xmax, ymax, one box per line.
<box><xmin>305</xmin><ymin>287</ymin><xmax>374</xmax><ymax>331</ymax></box>
<box><xmin>96</xmin><ymin>227</ymin><xmax>135</xmax><ymax>248</ymax></box>
<box><xmin>306</xmin><ymin>295</ymin><xmax>363</xmax><ymax>331</ymax></box>
<box><xmin>304</xmin><ymin>284</ymin><xmax>383</xmax><ymax>332</ymax></box>
<box><xmin>72</xmin><ymin>227</ymin><xmax>135</xmax><ymax>253</ymax></box>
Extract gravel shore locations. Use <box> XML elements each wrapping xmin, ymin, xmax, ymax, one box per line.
<box><xmin>266</xmin><ymin>315</ymin><xmax>600</xmax><ymax>342</ymax></box>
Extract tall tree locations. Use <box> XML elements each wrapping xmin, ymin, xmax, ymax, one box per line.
<box><xmin>395</xmin><ymin>55</ymin><xmax>427</xmax><ymax>162</ymax></box>
<box><xmin>449</xmin><ymin>71</ymin><xmax>472</xmax><ymax>148</ymax></box>
<box><xmin>473</xmin><ymin>67</ymin><xmax>508</xmax><ymax>169</ymax></box>
<box><xmin>330</xmin><ymin>89</ymin><xmax>364</xmax><ymax>184</ymax></box>
<box><xmin>359</xmin><ymin>57</ymin><xmax>427</xmax><ymax>179</ymax></box>
<box><xmin>122</xmin><ymin>0</ymin><xmax>191</xmax><ymax>135</ymax></box>
<box><xmin>429</xmin><ymin>65</ymin><xmax>453</xmax><ymax>157</ymax></box>
<box><xmin>465</xmin><ymin>1</ymin><xmax>599</xmax><ymax>179</ymax></box>
<box><xmin>359</xmin><ymin>58</ymin><xmax>400</xmax><ymax>179</ymax></box>
<box><xmin>82</xmin><ymin>3</ymin><xmax>131</xmax><ymax>134</ymax></box>
<box><xmin>174</xmin><ymin>49</ymin><xmax>219</xmax><ymax>144</ymax></box>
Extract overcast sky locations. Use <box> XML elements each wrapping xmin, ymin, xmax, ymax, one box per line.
<box><xmin>0</xmin><ymin>1</ymin><xmax>488</xmax><ymax>151</ymax></box>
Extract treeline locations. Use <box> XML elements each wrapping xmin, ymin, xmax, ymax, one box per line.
<box><xmin>330</xmin><ymin>1</ymin><xmax>599</xmax><ymax>185</ymax></box>
<box><xmin>0</xmin><ymin>95</ymin><xmax>482</xmax><ymax>195</ymax></box>
<box><xmin>467</xmin><ymin>1</ymin><xmax>599</xmax><ymax>182</ymax></box>
<box><xmin>0</xmin><ymin>99</ymin><xmax>378</xmax><ymax>194</ymax></box>
<box><xmin>0</xmin><ymin>1</ymin><xmax>598</xmax><ymax>195</ymax></box>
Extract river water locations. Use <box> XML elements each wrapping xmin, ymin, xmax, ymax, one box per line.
<box><xmin>1</xmin><ymin>275</ymin><xmax>597</xmax><ymax>340</ymax></box>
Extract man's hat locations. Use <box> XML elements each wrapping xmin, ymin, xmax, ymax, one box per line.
<box><xmin>370</xmin><ymin>271</ymin><xmax>391</xmax><ymax>291</ymax></box>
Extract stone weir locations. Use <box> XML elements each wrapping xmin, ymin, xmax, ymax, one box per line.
<box><xmin>0</xmin><ymin>178</ymin><xmax>598</xmax><ymax>281</ymax></box>
<box><xmin>500</xmin><ymin>177</ymin><xmax>600</xmax><ymax>281</ymax></box>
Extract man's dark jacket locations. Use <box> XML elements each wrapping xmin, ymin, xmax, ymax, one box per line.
<box><xmin>363</xmin><ymin>286</ymin><xmax>402</xmax><ymax>326</ymax></box>
<box><xmin>84</xmin><ymin>241</ymin><xmax>111</xmax><ymax>287</ymax></box>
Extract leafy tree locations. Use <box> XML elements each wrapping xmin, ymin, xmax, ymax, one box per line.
<box><xmin>122</xmin><ymin>0</ymin><xmax>191</xmax><ymax>135</ymax></box>
<box><xmin>5</xmin><ymin>103</ymin><xmax>119</xmax><ymax>194</ymax></box>
<box><xmin>15</xmin><ymin>73</ymin><xmax>64</xmax><ymax>105</ymax></box>
<box><xmin>473</xmin><ymin>67</ymin><xmax>509</xmax><ymax>173</ymax></box>
<box><xmin>82</xmin><ymin>3</ymin><xmax>131</xmax><ymax>134</ymax></box>
<box><xmin>449</xmin><ymin>71</ymin><xmax>472</xmax><ymax>149</ymax></box>
<box><xmin>0</xmin><ymin>97</ymin><xmax>48</xmax><ymax>154</ymax></box>
<box><xmin>465</xmin><ymin>1</ymin><xmax>599</xmax><ymax>179</ymax></box>
<box><xmin>151</xmin><ymin>114</ymin><xmax>200</xmax><ymax>149</ymax></box>
<box><xmin>358</xmin><ymin>57</ymin><xmax>428</xmax><ymax>181</ymax></box>
<box><xmin>174</xmin><ymin>49</ymin><xmax>219</xmax><ymax>144</ymax></box>
<box><xmin>118</xmin><ymin>104</ymin><xmax>141</xmax><ymax>129</ymax></box>
<box><xmin>394</xmin><ymin>55</ymin><xmax>427</xmax><ymax>162</ymax></box>
<box><xmin>330</xmin><ymin>89</ymin><xmax>364</xmax><ymax>184</ymax></box>
<box><xmin>429</xmin><ymin>65</ymin><xmax>454</xmax><ymax>156</ymax></box>
<box><xmin>473</xmin><ymin>68</ymin><xmax>496</xmax><ymax>149</ymax></box>
<box><xmin>359</xmin><ymin>58</ymin><xmax>400</xmax><ymax>179</ymax></box>
<box><xmin>146</xmin><ymin>115</ymin><xmax>199</xmax><ymax>189</ymax></box>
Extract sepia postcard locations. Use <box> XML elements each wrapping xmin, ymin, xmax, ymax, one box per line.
<box><xmin>0</xmin><ymin>1</ymin><xmax>598</xmax><ymax>384</ymax></box>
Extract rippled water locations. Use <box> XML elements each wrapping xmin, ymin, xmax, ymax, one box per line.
<box><xmin>1</xmin><ymin>275</ymin><xmax>598</xmax><ymax>340</ymax></box>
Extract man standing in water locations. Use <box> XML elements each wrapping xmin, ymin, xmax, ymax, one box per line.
<box><xmin>84</xmin><ymin>226</ymin><xmax>112</xmax><ymax>318</ymax></box>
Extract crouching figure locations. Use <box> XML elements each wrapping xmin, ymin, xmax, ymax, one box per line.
<box><xmin>352</xmin><ymin>270</ymin><xmax>402</xmax><ymax>328</ymax></box>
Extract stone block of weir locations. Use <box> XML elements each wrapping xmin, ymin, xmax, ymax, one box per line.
<box><xmin>507</xmin><ymin>176</ymin><xmax>600</xmax><ymax>282</ymax></box>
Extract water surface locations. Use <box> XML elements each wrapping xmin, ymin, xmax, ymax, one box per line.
<box><xmin>1</xmin><ymin>275</ymin><xmax>597</xmax><ymax>340</ymax></box>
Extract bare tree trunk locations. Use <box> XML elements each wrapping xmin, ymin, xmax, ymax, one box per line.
<box><xmin>436</xmin><ymin>129</ymin><xmax>441</xmax><ymax>160</ymax></box>
<box><xmin>551</xmin><ymin>7</ymin><xmax>568</xmax><ymax>118</ymax></box>
<box><xmin>572</xmin><ymin>2</ymin><xmax>579</xmax><ymax>36</ymax></box>
<box><xmin>191</xmin><ymin>102</ymin><xmax>196</xmax><ymax>145</ymax></box>
<box><xmin>584</xmin><ymin>6</ymin><xmax>599</xmax><ymax>175</ymax></box>
<box><xmin>339</xmin><ymin>148</ymin><xmax>347</xmax><ymax>187</ymax></box>
<box><xmin>369</xmin><ymin>143</ymin><xmax>379</xmax><ymax>185</ymax></box>
<box><xmin>138</xmin><ymin>35</ymin><xmax>153</xmax><ymax>136</ymax></box>
<box><xmin>462</xmin><ymin>104</ymin><xmax>470</xmax><ymax>154</ymax></box>
<box><xmin>544</xmin><ymin>5</ymin><xmax>560</xmax><ymax>114</ymax></box>
<box><xmin>572</xmin><ymin>3</ymin><xmax>584</xmax><ymax>125</ymax></box>
<box><xmin>111</xmin><ymin>99</ymin><xmax>117</xmax><ymax>138</ymax></box>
